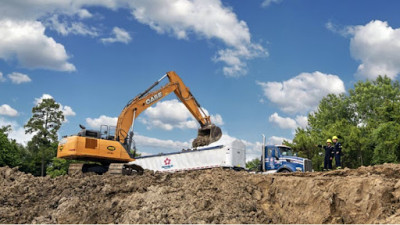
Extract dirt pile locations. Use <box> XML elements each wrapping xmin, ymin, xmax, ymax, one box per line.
<box><xmin>1</xmin><ymin>164</ymin><xmax>400</xmax><ymax>224</ymax></box>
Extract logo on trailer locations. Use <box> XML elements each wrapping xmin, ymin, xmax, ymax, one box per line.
<box><xmin>107</xmin><ymin>146</ymin><xmax>116</xmax><ymax>151</ymax></box>
<box><xmin>162</xmin><ymin>157</ymin><xmax>173</xmax><ymax>169</ymax></box>
<box><xmin>146</xmin><ymin>92</ymin><xmax>163</xmax><ymax>105</ymax></box>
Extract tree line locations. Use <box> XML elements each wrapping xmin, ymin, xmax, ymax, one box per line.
<box><xmin>287</xmin><ymin>76</ymin><xmax>400</xmax><ymax>171</ymax></box>
<box><xmin>0</xmin><ymin>98</ymin><xmax>68</xmax><ymax>177</ymax></box>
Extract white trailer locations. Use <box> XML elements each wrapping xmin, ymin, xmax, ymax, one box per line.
<box><xmin>131</xmin><ymin>140</ymin><xmax>246</xmax><ymax>172</ymax></box>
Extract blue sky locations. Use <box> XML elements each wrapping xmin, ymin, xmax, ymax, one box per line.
<box><xmin>1</xmin><ymin>0</ymin><xmax>400</xmax><ymax>160</ymax></box>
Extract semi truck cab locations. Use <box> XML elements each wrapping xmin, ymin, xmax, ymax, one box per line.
<box><xmin>261</xmin><ymin>144</ymin><xmax>312</xmax><ymax>173</ymax></box>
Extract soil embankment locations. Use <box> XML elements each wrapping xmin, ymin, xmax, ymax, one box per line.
<box><xmin>1</xmin><ymin>164</ymin><xmax>400</xmax><ymax>223</ymax></box>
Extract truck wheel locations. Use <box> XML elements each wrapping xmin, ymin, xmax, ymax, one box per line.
<box><xmin>279</xmin><ymin>169</ymin><xmax>290</xmax><ymax>173</ymax></box>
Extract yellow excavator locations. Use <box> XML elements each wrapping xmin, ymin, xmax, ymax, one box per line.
<box><xmin>57</xmin><ymin>71</ymin><xmax>222</xmax><ymax>175</ymax></box>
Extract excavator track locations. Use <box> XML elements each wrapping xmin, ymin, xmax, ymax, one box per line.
<box><xmin>68</xmin><ymin>163</ymin><xmax>143</xmax><ymax>175</ymax></box>
<box><xmin>68</xmin><ymin>163</ymin><xmax>84</xmax><ymax>175</ymax></box>
<box><xmin>107</xmin><ymin>163</ymin><xmax>144</xmax><ymax>175</ymax></box>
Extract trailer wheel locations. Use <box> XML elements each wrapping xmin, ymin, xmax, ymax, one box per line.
<box><xmin>279</xmin><ymin>169</ymin><xmax>290</xmax><ymax>173</ymax></box>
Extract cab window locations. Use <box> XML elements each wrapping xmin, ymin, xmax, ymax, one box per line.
<box><xmin>279</xmin><ymin>147</ymin><xmax>293</xmax><ymax>156</ymax></box>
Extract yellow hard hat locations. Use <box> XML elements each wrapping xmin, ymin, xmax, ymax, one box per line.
<box><xmin>332</xmin><ymin>136</ymin><xmax>338</xmax><ymax>140</ymax></box>
<box><xmin>326</xmin><ymin>139</ymin><xmax>332</xmax><ymax>143</ymax></box>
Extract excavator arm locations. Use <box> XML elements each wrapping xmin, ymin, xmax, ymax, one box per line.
<box><xmin>115</xmin><ymin>71</ymin><xmax>222</xmax><ymax>148</ymax></box>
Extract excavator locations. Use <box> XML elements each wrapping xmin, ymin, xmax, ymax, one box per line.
<box><xmin>57</xmin><ymin>71</ymin><xmax>222</xmax><ymax>175</ymax></box>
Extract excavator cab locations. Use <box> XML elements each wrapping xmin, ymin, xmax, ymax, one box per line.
<box><xmin>192</xmin><ymin>124</ymin><xmax>222</xmax><ymax>148</ymax></box>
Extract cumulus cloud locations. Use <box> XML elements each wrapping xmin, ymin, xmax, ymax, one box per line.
<box><xmin>101</xmin><ymin>27</ymin><xmax>132</xmax><ymax>44</ymax></box>
<box><xmin>327</xmin><ymin>20</ymin><xmax>400</xmax><ymax>79</ymax></box>
<box><xmin>268</xmin><ymin>112</ymin><xmax>308</xmax><ymax>130</ymax></box>
<box><xmin>62</xmin><ymin>106</ymin><xmax>76</xmax><ymax>117</ymax></box>
<box><xmin>140</xmin><ymin>99</ymin><xmax>223</xmax><ymax>130</ymax></box>
<box><xmin>0</xmin><ymin>72</ymin><xmax>5</xmax><ymax>82</ymax></box>
<box><xmin>7</xmin><ymin>72</ymin><xmax>31</xmax><ymax>84</ymax></box>
<box><xmin>0</xmin><ymin>104</ymin><xmax>18</xmax><ymax>117</ymax></box>
<box><xmin>210</xmin><ymin>114</ymin><xmax>224</xmax><ymax>126</ymax></box>
<box><xmin>269</xmin><ymin>112</ymin><xmax>297</xmax><ymax>129</ymax></box>
<box><xmin>46</xmin><ymin>15</ymin><xmax>98</xmax><ymax>37</ymax></box>
<box><xmin>135</xmin><ymin>134</ymin><xmax>191</xmax><ymax>150</ymax></box>
<box><xmin>258</xmin><ymin>71</ymin><xmax>345</xmax><ymax>114</ymax></box>
<box><xmin>128</xmin><ymin>0</ymin><xmax>267</xmax><ymax>76</ymax></box>
<box><xmin>261</xmin><ymin>0</ymin><xmax>283</xmax><ymax>7</ymax></box>
<box><xmin>295</xmin><ymin>115</ymin><xmax>308</xmax><ymax>129</ymax></box>
<box><xmin>34</xmin><ymin>94</ymin><xmax>54</xmax><ymax>105</ymax></box>
<box><xmin>0</xmin><ymin>19</ymin><xmax>75</xmax><ymax>71</ymax></box>
<box><xmin>0</xmin><ymin>0</ymin><xmax>264</xmax><ymax>76</ymax></box>
<box><xmin>34</xmin><ymin>94</ymin><xmax>76</xmax><ymax>121</ymax></box>
<box><xmin>86</xmin><ymin>115</ymin><xmax>118</xmax><ymax>129</ymax></box>
<box><xmin>268</xmin><ymin>136</ymin><xmax>291</xmax><ymax>145</ymax></box>
<box><xmin>349</xmin><ymin>20</ymin><xmax>400</xmax><ymax>79</ymax></box>
<box><xmin>0</xmin><ymin>117</ymin><xmax>34</xmax><ymax>145</ymax></box>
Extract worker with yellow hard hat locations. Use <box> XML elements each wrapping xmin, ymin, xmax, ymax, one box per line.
<box><xmin>318</xmin><ymin>139</ymin><xmax>334</xmax><ymax>171</ymax></box>
<box><xmin>332</xmin><ymin>136</ymin><xmax>342</xmax><ymax>169</ymax></box>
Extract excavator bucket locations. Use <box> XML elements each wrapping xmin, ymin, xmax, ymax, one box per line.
<box><xmin>192</xmin><ymin>124</ymin><xmax>222</xmax><ymax>148</ymax></box>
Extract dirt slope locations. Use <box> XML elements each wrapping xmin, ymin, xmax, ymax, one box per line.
<box><xmin>1</xmin><ymin>164</ymin><xmax>400</xmax><ymax>224</ymax></box>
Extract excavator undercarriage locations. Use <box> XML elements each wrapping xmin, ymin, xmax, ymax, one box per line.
<box><xmin>68</xmin><ymin>163</ymin><xmax>144</xmax><ymax>175</ymax></box>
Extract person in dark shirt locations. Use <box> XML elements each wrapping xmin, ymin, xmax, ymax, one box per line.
<box><xmin>332</xmin><ymin>136</ymin><xmax>342</xmax><ymax>169</ymax></box>
<box><xmin>318</xmin><ymin>139</ymin><xmax>334</xmax><ymax>171</ymax></box>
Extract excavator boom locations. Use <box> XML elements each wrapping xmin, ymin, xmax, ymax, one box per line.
<box><xmin>116</xmin><ymin>71</ymin><xmax>222</xmax><ymax>147</ymax></box>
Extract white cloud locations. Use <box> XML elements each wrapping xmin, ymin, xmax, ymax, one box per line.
<box><xmin>135</xmin><ymin>134</ymin><xmax>191</xmax><ymax>150</ymax></box>
<box><xmin>0</xmin><ymin>72</ymin><xmax>5</xmax><ymax>82</ymax></box>
<box><xmin>258</xmin><ymin>71</ymin><xmax>345</xmax><ymax>114</ymax></box>
<box><xmin>268</xmin><ymin>112</ymin><xmax>308</xmax><ymax>130</ymax></box>
<box><xmin>34</xmin><ymin>94</ymin><xmax>76</xmax><ymax>121</ymax></box>
<box><xmin>7</xmin><ymin>72</ymin><xmax>31</xmax><ymax>84</ymax></box>
<box><xmin>140</xmin><ymin>99</ymin><xmax>198</xmax><ymax>130</ymax></box>
<box><xmin>295</xmin><ymin>115</ymin><xmax>308</xmax><ymax>129</ymax></box>
<box><xmin>262</xmin><ymin>0</ymin><xmax>282</xmax><ymax>7</ymax></box>
<box><xmin>348</xmin><ymin>20</ymin><xmax>400</xmax><ymax>79</ymax></box>
<box><xmin>86</xmin><ymin>115</ymin><xmax>118</xmax><ymax>129</ymax></box>
<box><xmin>0</xmin><ymin>104</ymin><xmax>18</xmax><ymax>117</ymax></box>
<box><xmin>140</xmin><ymin>99</ymin><xmax>223</xmax><ymax>130</ymax></box>
<box><xmin>269</xmin><ymin>112</ymin><xmax>297</xmax><ymax>129</ymax></box>
<box><xmin>210</xmin><ymin>114</ymin><xmax>224</xmax><ymax>126</ymax></box>
<box><xmin>62</xmin><ymin>106</ymin><xmax>76</xmax><ymax>117</ymax></box>
<box><xmin>128</xmin><ymin>0</ymin><xmax>267</xmax><ymax>76</ymax></box>
<box><xmin>46</xmin><ymin>15</ymin><xmax>98</xmax><ymax>37</ymax></box>
<box><xmin>101</xmin><ymin>27</ymin><xmax>132</xmax><ymax>44</ymax></box>
<box><xmin>268</xmin><ymin>136</ymin><xmax>291</xmax><ymax>145</ymax></box>
<box><xmin>77</xmin><ymin>9</ymin><xmax>93</xmax><ymax>19</ymax></box>
<box><xmin>0</xmin><ymin>19</ymin><xmax>75</xmax><ymax>71</ymax></box>
<box><xmin>0</xmin><ymin>117</ymin><xmax>34</xmax><ymax>145</ymax></box>
<box><xmin>0</xmin><ymin>0</ymin><xmax>264</xmax><ymax>76</ymax></box>
<box><xmin>327</xmin><ymin>20</ymin><xmax>400</xmax><ymax>79</ymax></box>
<box><xmin>34</xmin><ymin>94</ymin><xmax>54</xmax><ymax>105</ymax></box>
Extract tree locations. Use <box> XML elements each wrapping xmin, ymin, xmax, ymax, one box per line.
<box><xmin>291</xmin><ymin>75</ymin><xmax>400</xmax><ymax>170</ymax></box>
<box><xmin>246</xmin><ymin>158</ymin><xmax>260</xmax><ymax>171</ymax></box>
<box><xmin>24</xmin><ymin>98</ymin><xmax>64</xmax><ymax>176</ymax></box>
<box><xmin>46</xmin><ymin>157</ymin><xmax>70</xmax><ymax>178</ymax></box>
<box><xmin>0</xmin><ymin>125</ymin><xmax>23</xmax><ymax>168</ymax></box>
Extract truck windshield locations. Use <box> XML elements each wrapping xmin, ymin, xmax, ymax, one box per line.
<box><xmin>279</xmin><ymin>147</ymin><xmax>294</xmax><ymax>156</ymax></box>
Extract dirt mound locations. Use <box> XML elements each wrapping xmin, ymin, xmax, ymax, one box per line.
<box><xmin>1</xmin><ymin>164</ymin><xmax>400</xmax><ymax>224</ymax></box>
